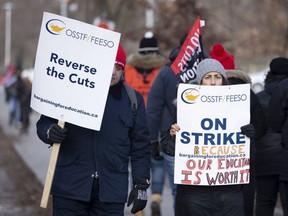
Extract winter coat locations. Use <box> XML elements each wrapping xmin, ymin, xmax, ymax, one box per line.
<box><xmin>221</xmin><ymin>70</ymin><xmax>267</xmax><ymax>216</ymax></box>
<box><xmin>226</xmin><ymin>70</ymin><xmax>267</xmax><ymax>141</ymax></box>
<box><xmin>146</xmin><ymin>48</ymin><xmax>179</xmax><ymax>142</ymax></box>
<box><xmin>226</xmin><ymin>70</ymin><xmax>267</xmax><ymax>178</ymax></box>
<box><xmin>125</xmin><ymin>52</ymin><xmax>167</xmax><ymax>105</ymax></box>
<box><xmin>268</xmin><ymin>77</ymin><xmax>288</xmax><ymax>181</ymax></box>
<box><xmin>36</xmin><ymin>82</ymin><xmax>151</xmax><ymax>202</ymax></box>
<box><xmin>256</xmin><ymin>74</ymin><xmax>288</xmax><ymax>176</ymax></box>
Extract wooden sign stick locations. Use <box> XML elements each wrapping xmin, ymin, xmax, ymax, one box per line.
<box><xmin>40</xmin><ymin>120</ymin><xmax>65</xmax><ymax>208</ymax></box>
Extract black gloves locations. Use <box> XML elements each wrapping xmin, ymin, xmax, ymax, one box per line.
<box><xmin>241</xmin><ymin>123</ymin><xmax>255</xmax><ymax>138</ymax></box>
<box><xmin>127</xmin><ymin>180</ymin><xmax>150</xmax><ymax>214</ymax></box>
<box><xmin>151</xmin><ymin>141</ymin><xmax>163</xmax><ymax>160</ymax></box>
<box><xmin>160</xmin><ymin>132</ymin><xmax>176</xmax><ymax>157</ymax></box>
<box><xmin>47</xmin><ymin>124</ymin><xmax>67</xmax><ymax>143</ymax></box>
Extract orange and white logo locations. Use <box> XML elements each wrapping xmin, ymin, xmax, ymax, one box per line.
<box><xmin>46</xmin><ymin>19</ymin><xmax>66</xmax><ymax>35</ymax></box>
<box><xmin>181</xmin><ymin>88</ymin><xmax>200</xmax><ymax>104</ymax></box>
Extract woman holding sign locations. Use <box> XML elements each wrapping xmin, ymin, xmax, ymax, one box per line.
<box><xmin>166</xmin><ymin>58</ymin><xmax>255</xmax><ymax>216</ymax></box>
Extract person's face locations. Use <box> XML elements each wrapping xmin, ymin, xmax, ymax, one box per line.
<box><xmin>110</xmin><ymin>64</ymin><xmax>123</xmax><ymax>86</ymax></box>
<box><xmin>201</xmin><ymin>72</ymin><xmax>223</xmax><ymax>86</ymax></box>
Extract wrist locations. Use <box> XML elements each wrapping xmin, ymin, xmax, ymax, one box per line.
<box><xmin>134</xmin><ymin>179</ymin><xmax>150</xmax><ymax>189</ymax></box>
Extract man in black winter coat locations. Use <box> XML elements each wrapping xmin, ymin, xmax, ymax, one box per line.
<box><xmin>268</xmin><ymin>57</ymin><xmax>288</xmax><ymax>215</ymax></box>
<box><xmin>36</xmin><ymin>44</ymin><xmax>151</xmax><ymax>216</ymax></box>
<box><xmin>226</xmin><ymin>69</ymin><xmax>267</xmax><ymax>216</ymax></box>
<box><xmin>256</xmin><ymin>58</ymin><xmax>288</xmax><ymax>216</ymax></box>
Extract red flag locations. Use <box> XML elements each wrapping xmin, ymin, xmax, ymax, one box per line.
<box><xmin>171</xmin><ymin>16</ymin><xmax>204</xmax><ymax>83</ymax></box>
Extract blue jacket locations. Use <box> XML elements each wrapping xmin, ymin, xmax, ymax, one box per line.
<box><xmin>146</xmin><ymin>65</ymin><xmax>178</xmax><ymax>141</ymax></box>
<box><xmin>37</xmin><ymin>82</ymin><xmax>151</xmax><ymax>202</ymax></box>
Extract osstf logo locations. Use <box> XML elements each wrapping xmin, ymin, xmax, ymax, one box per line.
<box><xmin>46</xmin><ymin>19</ymin><xmax>66</xmax><ymax>35</ymax></box>
<box><xmin>181</xmin><ymin>88</ymin><xmax>200</xmax><ymax>104</ymax></box>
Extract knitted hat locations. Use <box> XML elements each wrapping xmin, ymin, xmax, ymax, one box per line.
<box><xmin>115</xmin><ymin>43</ymin><xmax>126</xmax><ymax>70</ymax></box>
<box><xmin>98</xmin><ymin>21</ymin><xmax>109</xmax><ymax>30</ymax></box>
<box><xmin>196</xmin><ymin>58</ymin><xmax>226</xmax><ymax>84</ymax></box>
<box><xmin>210</xmin><ymin>44</ymin><xmax>235</xmax><ymax>69</ymax></box>
<box><xmin>138</xmin><ymin>31</ymin><xmax>159</xmax><ymax>54</ymax></box>
<box><xmin>269</xmin><ymin>57</ymin><xmax>288</xmax><ymax>74</ymax></box>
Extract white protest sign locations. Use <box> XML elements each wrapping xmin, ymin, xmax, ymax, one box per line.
<box><xmin>174</xmin><ymin>83</ymin><xmax>250</xmax><ymax>186</ymax></box>
<box><xmin>31</xmin><ymin>12</ymin><xmax>121</xmax><ymax>130</ymax></box>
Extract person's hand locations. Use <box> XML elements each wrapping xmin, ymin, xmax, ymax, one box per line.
<box><xmin>160</xmin><ymin>133</ymin><xmax>176</xmax><ymax>157</ymax></box>
<box><xmin>127</xmin><ymin>183</ymin><xmax>149</xmax><ymax>214</ymax></box>
<box><xmin>241</xmin><ymin>124</ymin><xmax>255</xmax><ymax>138</ymax></box>
<box><xmin>151</xmin><ymin>141</ymin><xmax>163</xmax><ymax>160</ymax></box>
<box><xmin>47</xmin><ymin>124</ymin><xmax>67</xmax><ymax>143</ymax></box>
<box><xmin>170</xmin><ymin>123</ymin><xmax>180</xmax><ymax>136</ymax></box>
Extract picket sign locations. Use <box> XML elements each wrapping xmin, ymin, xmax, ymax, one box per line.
<box><xmin>32</xmin><ymin>12</ymin><xmax>120</xmax><ymax>208</ymax></box>
<box><xmin>40</xmin><ymin>120</ymin><xmax>65</xmax><ymax>208</ymax></box>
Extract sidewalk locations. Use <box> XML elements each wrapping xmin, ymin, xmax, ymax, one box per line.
<box><xmin>0</xmin><ymin>86</ymin><xmax>52</xmax><ymax>215</ymax></box>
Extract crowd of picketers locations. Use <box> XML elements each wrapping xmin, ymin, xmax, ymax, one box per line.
<box><xmin>2</xmin><ymin>29</ymin><xmax>288</xmax><ymax>216</ymax></box>
<box><xmin>124</xmin><ymin>32</ymin><xmax>288</xmax><ymax>216</ymax></box>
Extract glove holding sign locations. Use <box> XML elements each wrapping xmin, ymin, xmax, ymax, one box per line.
<box><xmin>47</xmin><ymin>123</ymin><xmax>67</xmax><ymax>143</ymax></box>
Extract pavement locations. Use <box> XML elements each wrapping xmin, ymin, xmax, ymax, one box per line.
<box><xmin>0</xmin><ymin>85</ymin><xmax>284</xmax><ymax>216</ymax></box>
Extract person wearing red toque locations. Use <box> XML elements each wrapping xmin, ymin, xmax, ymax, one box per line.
<box><xmin>210</xmin><ymin>43</ymin><xmax>235</xmax><ymax>70</ymax></box>
<box><xmin>36</xmin><ymin>43</ymin><xmax>151</xmax><ymax>216</ymax></box>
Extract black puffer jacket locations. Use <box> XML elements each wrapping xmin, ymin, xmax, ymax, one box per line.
<box><xmin>256</xmin><ymin>74</ymin><xmax>288</xmax><ymax>175</ymax></box>
<box><xmin>268</xmin><ymin>77</ymin><xmax>288</xmax><ymax>181</ymax></box>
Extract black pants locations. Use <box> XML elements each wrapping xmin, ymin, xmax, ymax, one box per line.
<box><xmin>256</xmin><ymin>175</ymin><xmax>288</xmax><ymax>216</ymax></box>
<box><xmin>175</xmin><ymin>185</ymin><xmax>244</xmax><ymax>216</ymax></box>
<box><xmin>52</xmin><ymin>179</ymin><xmax>125</xmax><ymax>216</ymax></box>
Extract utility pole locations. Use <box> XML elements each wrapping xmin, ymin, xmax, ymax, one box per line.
<box><xmin>3</xmin><ymin>2</ymin><xmax>13</xmax><ymax>67</ymax></box>
<box><xmin>60</xmin><ymin>0</ymin><xmax>69</xmax><ymax>17</ymax></box>
<box><xmin>146</xmin><ymin>0</ymin><xmax>154</xmax><ymax>29</ymax></box>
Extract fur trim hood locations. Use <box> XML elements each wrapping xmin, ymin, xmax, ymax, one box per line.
<box><xmin>127</xmin><ymin>53</ymin><xmax>167</xmax><ymax>69</ymax></box>
<box><xmin>226</xmin><ymin>69</ymin><xmax>252</xmax><ymax>84</ymax></box>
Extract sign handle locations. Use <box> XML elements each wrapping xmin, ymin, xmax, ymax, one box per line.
<box><xmin>40</xmin><ymin>120</ymin><xmax>65</xmax><ymax>208</ymax></box>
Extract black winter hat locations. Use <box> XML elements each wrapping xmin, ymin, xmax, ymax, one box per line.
<box><xmin>269</xmin><ymin>57</ymin><xmax>288</xmax><ymax>74</ymax></box>
<box><xmin>138</xmin><ymin>31</ymin><xmax>159</xmax><ymax>54</ymax></box>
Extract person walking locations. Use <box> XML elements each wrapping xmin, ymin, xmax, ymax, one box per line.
<box><xmin>210</xmin><ymin>42</ymin><xmax>268</xmax><ymax>216</ymax></box>
<box><xmin>125</xmin><ymin>31</ymin><xmax>167</xmax><ymax>105</ymax></box>
<box><xmin>269</xmin><ymin>85</ymin><xmax>288</xmax><ymax>215</ymax></box>
<box><xmin>226</xmin><ymin>69</ymin><xmax>267</xmax><ymax>216</ymax></box>
<box><xmin>36</xmin><ymin>44</ymin><xmax>151</xmax><ymax>216</ymax></box>
<box><xmin>146</xmin><ymin>35</ymin><xmax>190</xmax><ymax>215</ymax></box>
<box><xmin>255</xmin><ymin>57</ymin><xmax>288</xmax><ymax>216</ymax></box>
<box><xmin>124</xmin><ymin>31</ymin><xmax>167</xmax><ymax>216</ymax></box>
<box><xmin>3</xmin><ymin>65</ymin><xmax>24</xmax><ymax>128</ymax></box>
<box><xmin>166</xmin><ymin>58</ymin><xmax>255</xmax><ymax>216</ymax></box>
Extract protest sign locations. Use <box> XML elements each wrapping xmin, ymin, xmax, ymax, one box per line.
<box><xmin>31</xmin><ymin>12</ymin><xmax>121</xmax><ymax>131</ymax></box>
<box><xmin>174</xmin><ymin>83</ymin><xmax>250</xmax><ymax>186</ymax></box>
<box><xmin>31</xmin><ymin>12</ymin><xmax>121</xmax><ymax>208</ymax></box>
<box><xmin>170</xmin><ymin>16</ymin><xmax>205</xmax><ymax>83</ymax></box>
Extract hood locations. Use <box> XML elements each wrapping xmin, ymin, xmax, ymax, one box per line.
<box><xmin>127</xmin><ymin>53</ymin><xmax>167</xmax><ymax>69</ymax></box>
<box><xmin>264</xmin><ymin>74</ymin><xmax>288</xmax><ymax>95</ymax></box>
<box><xmin>226</xmin><ymin>69</ymin><xmax>252</xmax><ymax>85</ymax></box>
